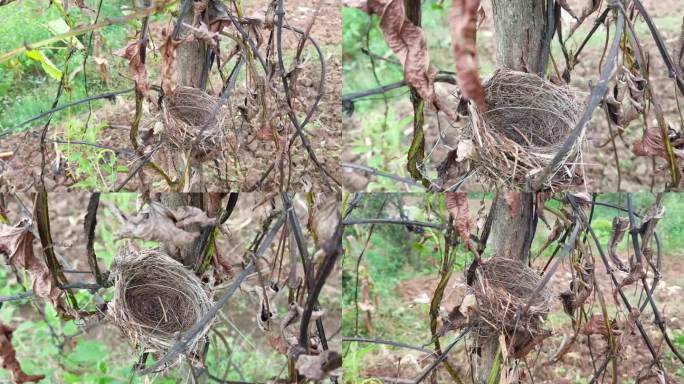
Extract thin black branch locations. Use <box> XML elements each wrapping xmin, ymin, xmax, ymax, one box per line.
<box><xmin>342</xmin><ymin>337</ymin><xmax>433</xmax><ymax>354</ymax></box>
<box><xmin>343</xmin><ymin>218</ymin><xmax>445</xmax><ymax>230</ymax></box>
<box><xmin>412</xmin><ymin>328</ymin><xmax>469</xmax><ymax>384</ymax></box>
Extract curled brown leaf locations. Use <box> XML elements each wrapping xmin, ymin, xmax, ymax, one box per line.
<box><xmin>362</xmin><ymin>0</ymin><xmax>455</xmax><ymax>119</ymax></box>
<box><xmin>450</xmin><ymin>0</ymin><xmax>487</xmax><ymax>112</ymax></box>
<box><xmin>159</xmin><ymin>28</ymin><xmax>187</xmax><ymax>96</ymax></box>
<box><xmin>445</xmin><ymin>192</ymin><xmax>477</xmax><ymax>255</ymax></box>
<box><xmin>0</xmin><ymin>221</ymin><xmax>71</xmax><ymax>316</ymax></box>
<box><xmin>581</xmin><ymin>315</ymin><xmax>620</xmax><ymax>337</ymax></box>
<box><xmin>115</xmin><ymin>39</ymin><xmax>152</xmax><ymax>102</ymax></box>
<box><xmin>608</xmin><ymin>217</ymin><xmax>629</xmax><ymax>272</ymax></box>
<box><xmin>632</xmin><ymin>127</ymin><xmax>684</xmax><ymax>159</ymax></box>
<box><xmin>107</xmin><ymin>202</ymin><xmax>213</xmax><ymax>249</ymax></box>
<box><xmin>0</xmin><ymin>324</ymin><xmax>45</xmax><ymax>383</ymax></box>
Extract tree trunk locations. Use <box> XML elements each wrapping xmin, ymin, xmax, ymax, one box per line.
<box><xmin>177</xmin><ymin>1</ymin><xmax>207</xmax><ymax>88</ymax></box>
<box><xmin>491</xmin><ymin>0</ymin><xmax>546</xmax><ymax>74</ymax></box>
<box><xmin>474</xmin><ymin>1</ymin><xmax>547</xmax><ymax>382</ymax></box>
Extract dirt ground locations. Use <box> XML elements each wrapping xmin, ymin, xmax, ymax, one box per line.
<box><xmin>341</xmin><ymin>0</ymin><xmax>683</xmax><ymax>192</ymax></box>
<box><xmin>355</xmin><ymin>252</ymin><xmax>684</xmax><ymax>383</ymax></box>
<box><xmin>0</xmin><ymin>0</ymin><xmax>341</xmax><ymax>193</ymax></box>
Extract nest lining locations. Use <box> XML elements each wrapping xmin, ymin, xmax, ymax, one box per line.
<box><xmin>464</xmin><ymin>68</ymin><xmax>584</xmax><ymax>188</ymax></box>
<box><xmin>470</xmin><ymin>257</ymin><xmax>551</xmax><ymax>341</ymax></box>
<box><xmin>158</xmin><ymin>86</ymin><xmax>226</xmax><ymax>161</ymax></box>
<box><xmin>109</xmin><ymin>247</ymin><xmax>213</xmax><ymax>363</ymax></box>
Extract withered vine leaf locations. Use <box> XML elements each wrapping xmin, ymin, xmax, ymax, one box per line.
<box><xmin>115</xmin><ymin>39</ymin><xmax>152</xmax><ymax>102</ymax></box>
<box><xmin>632</xmin><ymin>127</ymin><xmax>684</xmax><ymax>159</ymax></box>
<box><xmin>0</xmin><ymin>221</ymin><xmax>70</xmax><ymax>316</ymax></box>
<box><xmin>159</xmin><ymin>28</ymin><xmax>187</xmax><ymax>97</ymax></box>
<box><xmin>450</xmin><ymin>0</ymin><xmax>487</xmax><ymax>112</ymax></box>
<box><xmin>608</xmin><ymin>217</ymin><xmax>630</xmax><ymax>272</ymax></box>
<box><xmin>581</xmin><ymin>315</ymin><xmax>620</xmax><ymax>337</ymax></box>
<box><xmin>445</xmin><ymin>192</ymin><xmax>477</xmax><ymax>254</ymax></box>
<box><xmin>108</xmin><ymin>202</ymin><xmax>213</xmax><ymax>248</ymax></box>
<box><xmin>354</xmin><ymin>0</ymin><xmax>455</xmax><ymax>118</ymax></box>
<box><xmin>0</xmin><ymin>324</ymin><xmax>45</xmax><ymax>383</ymax></box>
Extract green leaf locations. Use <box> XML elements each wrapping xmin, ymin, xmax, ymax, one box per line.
<box><xmin>69</xmin><ymin>339</ymin><xmax>107</xmax><ymax>364</ymax></box>
<box><xmin>46</xmin><ymin>18</ymin><xmax>85</xmax><ymax>50</ymax></box>
<box><xmin>64</xmin><ymin>372</ymin><xmax>80</xmax><ymax>384</ymax></box>
<box><xmin>25</xmin><ymin>50</ymin><xmax>62</xmax><ymax>81</ymax></box>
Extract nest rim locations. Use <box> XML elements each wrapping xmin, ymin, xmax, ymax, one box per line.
<box><xmin>157</xmin><ymin>86</ymin><xmax>226</xmax><ymax>162</ymax></box>
<box><xmin>109</xmin><ymin>246</ymin><xmax>214</xmax><ymax>366</ymax></box>
<box><xmin>463</xmin><ymin>68</ymin><xmax>585</xmax><ymax>188</ymax></box>
<box><xmin>469</xmin><ymin>257</ymin><xmax>551</xmax><ymax>341</ymax></box>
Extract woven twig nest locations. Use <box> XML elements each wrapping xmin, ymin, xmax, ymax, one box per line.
<box><xmin>109</xmin><ymin>247</ymin><xmax>214</xmax><ymax>365</ymax></box>
<box><xmin>470</xmin><ymin>257</ymin><xmax>551</xmax><ymax>342</ymax></box>
<box><xmin>463</xmin><ymin>69</ymin><xmax>584</xmax><ymax>189</ymax></box>
<box><xmin>159</xmin><ymin>86</ymin><xmax>226</xmax><ymax>163</ymax></box>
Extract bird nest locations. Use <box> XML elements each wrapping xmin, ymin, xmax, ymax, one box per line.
<box><xmin>469</xmin><ymin>258</ymin><xmax>551</xmax><ymax>344</ymax></box>
<box><xmin>108</xmin><ymin>247</ymin><xmax>214</xmax><ymax>366</ymax></box>
<box><xmin>158</xmin><ymin>86</ymin><xmax>226</xmax><ymax>163</ymax></box>
<box><xmin>463</xmin><ymin>69</ymin><xmax>584</xmax><ymax>189</ymax></box>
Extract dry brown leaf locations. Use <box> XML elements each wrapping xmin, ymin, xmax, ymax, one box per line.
<box><xmin>608</xmin><ymin>217</ymin><xmax>629</xmax><ymax>272</ymax></box>
<box><xmin>192</xmin><ymin>22</ymin><xmax>219</xmax><ymax>50</ymax></box>
<box><xmin>0</xmin><ymin>221</ymin><xmax>70</xmax><ymax>316</ymax></box>
<box><xmin>450</xmin><ymin>0</ymin><xmax>487</xmax><ymax>112</ymax></box>
<box><xmin>581</xmin><ymin>315</ymin><xmax>620</xmax><ymax>337</ymax></box>
<box><xmin>362</xmin><ymin>0</ymin><xmax>455</xmax><ymax>119</ymax></box>
<box><xmin>159</xmin><ymin>28</ymin><xmax>189</xmax><ymax>96</ymax></box>
<box><xmin>108</xmin><ymin>202</ymin><xmax>212</xmax><ymax>248</ymax></box>
<box><xmin>0</xmin><ymin>324</ymin><xmax>45</xmax><ymax>383</ymax></box>
<box><xmin>632</xmin><ymin>127</ymin><xmax>684</xmax><ymax>159</ymax></box>
<box><xmin>92</xmin><ymin>34</ymin><xmax>110</xmax><ymax>85</ymax></box>
<box><xmin>115</xmin><ymin>39</ymin><xmax>152</xmax><ymax>102</ymax></box>
<box><xmin>295</xmin><ymin>350</ymin><xmax>342</xmax><ymax>381</ymax></box>
<box><xmin>312</xmin><ymin>198</ymin><xmax>341</xmax><ymax>249</ymax></box>
<box><xmin>445</xmin><ymin>192</ymin><xmax>477</xmax><ymax>254</ymax></box>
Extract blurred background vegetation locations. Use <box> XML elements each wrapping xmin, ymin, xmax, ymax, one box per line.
<box><xmin>0</xmin><ymin>0</ymin><xmax>156</xmax><ymax>131</ymax></box>
<box><xmin>341</xmin><ymin>192</ymin><xmax>684</xmax><ymax>382</ymax></box>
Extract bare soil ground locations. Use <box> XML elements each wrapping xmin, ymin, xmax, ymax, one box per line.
<box><xmin>341</xmin><ymin>0</ymin><xmax>683</xmax><ymax>192</ymax></box>
<box><xmin>0</xmin><ymin>0</ymin><xmax>341</xmax><ymax>193</ymax></box>
<box><xmin>355</xmin><ymin>254</ymin><xmax>684</xmax><ymax>383</ymax></box>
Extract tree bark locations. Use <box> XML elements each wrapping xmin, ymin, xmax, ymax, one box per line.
<box><xmin>176</xmin><ymin>1</ymin><xmax>207</xmax><ymax>88</ymax></box>
<box><xmin>474</xmin><ymin>1</ymin><xmax>547</xmax><ymax>382</ymax></box>
<box><xmin>491</xmin><ymin>0</ymin><xmax>546</xmax><ymax>74</ymax></box>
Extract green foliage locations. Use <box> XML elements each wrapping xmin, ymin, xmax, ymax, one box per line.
<box><xmin>59</xmin><ymin>119</ymin><xmax>129</xmax><ymax>190</ymax></box>
<box><xmin>342</xmin><ymin>342</ymin><xmax>376</xmax><ymax>383</ymax></box>
<box><xmin>0</xmin><ymin>0</ymin><xmax>131</xmax><ymax>131</ymax></box>
<box><xmin>342</xmin><ymin>193</ymin><xmax>472</xmax><ymax>347</ymax></box>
